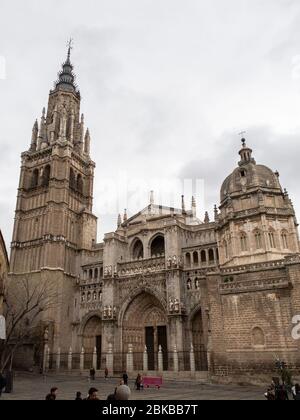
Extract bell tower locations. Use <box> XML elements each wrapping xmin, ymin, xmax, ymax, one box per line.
<box><xmin>9</xmin><ymin>44</ymin><xmax>98</xmax><ymax>352</ymax></box>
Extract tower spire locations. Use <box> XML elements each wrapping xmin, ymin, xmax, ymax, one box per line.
<box><xmin>52</xmin><ymin>40</ymin><xmax>80</xmax><ymax>98</ymax></box>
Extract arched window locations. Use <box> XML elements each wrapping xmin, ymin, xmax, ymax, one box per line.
<box><xmin>208</xmin><ymin>249</ymin><xmax>214</xmax><ymax>262</ymax></box>
<box><xmin>240</xmin><ymin>233</ymin><xmax>248</xmax><ymax>252</ymax></box>
<box><xmin>132</xmin><ymin>239</ymin><xmax>144</xmax><ymax>260</ymax></box>
<box><xmin>87</xmin><ymin>292</ymin><xmax>91</xmax><ymax>302</ymax></box>
<box><xmin>69</xmin><ymin>168</ymin><xmax>76</xmax><ymax>189</ymax></box>
<box><xmin>41</xmin><ymin>165</ymin><xmax>51</xmax><ymax>187</ymax></box>
<box><xmin>268</xmin><ymin>230</ymin><xmax>276</xmax><ymax>249</ymax></box>
<box><xmin>94</xmin><ymin>268</ymin><xmax>98</xmax><ymax>279</ymax></box>
<box><xmin>77</xmin><ymin>174</ymin><xmax>83</xmax><ymax>194</ymax></box>
<box><xmin>193</xmin><ymin>251</ymin><xmax>199</xmax><ymax>267</ymax></box>
<box><xmin>201</xmin><ymin>250</ymin><xmax>207</xmax><ymax>263</ymax></box>
<box><xmin>186</xmin><ymin>253</ymin><xmax>191</xmax><ymax>268</ymax></box>
<box><xmin>281</xmin><ymin>231</ymin><xmax>289</xmax><ymax>249</ymax></box>
<box><xmin>252</xmin><ymin>327</ymin><xmax>265</xmax><ymax>347</ymax></box>
<box><xmin>254</xmin><ymin>230</ymin><xmax>263</xmax><ymax>250</ymax></box>
<box><xmin>150</xmin><ymin>235</ymin><xmax>165</xmax><ymax>257</ymax></box>
<box><xmin>100</xmin><ymin>267</ymin><xmax>104</xmax><ymax>278</ymax></box>
<box><xmin>89</xmin><ymin>269</ymin><xmax>93</xmax><ymax>280</ymax></box>
<box><xmin>32</xmin><ymin>169</ymin><xmax>39</xmax><ymax>188</ymax></box>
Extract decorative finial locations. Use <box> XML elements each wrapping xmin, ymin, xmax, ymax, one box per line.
<box><xmin>123</xmin><ymin>209</ymin><xmax>128</xmax><ymax>222</ymax></box>
<box><xmin>150</xmin><ymin>191</ymin><xmax>154</xmax><ymax>206</ymax></box>
<box><xmin>117</xmin><ymin>214</ymin><xmax>122</xmax><ymax>228</ymax></box>
<box><xmin>181</xmin><ymin>195</ymin><xmax>186</xmax><ymax>213</ymax></box>
<box><xmin>204</xmin><ymin>211</ymin><xmax>210</xmax><ymax>224</ymax></box>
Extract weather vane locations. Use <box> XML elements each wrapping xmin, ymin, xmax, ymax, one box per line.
<box><xmin>67</xmin><ymin>38</ymin><xmax>74</xmax><ymax>60</ymax></box>
<box><xmin>238</xmin><ymin>131</ymin><xmax>247</xmax><ymax>146</ymax></box>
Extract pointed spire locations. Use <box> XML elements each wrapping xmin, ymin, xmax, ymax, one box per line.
<box><xmin>214</xmin><ymin>205</ymin><xmax>219</xmax><ymax>221</ymax></box>
<box><xmin>150</xmin><ymin>191</ymin><xmax>155</xmax><ymax>205</ymax></box>
<box><xmin>191</xmin><ymin>196</ymin><xmax>196</xmax><ymax>217</ymax></box>
<box><xmin>84</xmin><ymin>128</ymin><xmax>90</xmax><ymax>155</ymax></box>
<box><xmin>123</xmin><ymin>209</ymin><xmax>128</xmax><ymax>222</ymax></box>
<box><xmin>30</xmin><ymin>120</ymin><xmax>38</xmax><ymax>151</ymax></box>
<box><xmin>117</xmin><ymin>214</ymin><xmax>122</xmax><ymax>228</ymax></box>
<box><xmin>38</xmin><ymin>107</ymin><xmax>48</xmax><ymax>149</ymax></box>
<box><xmin>204</xmin><ymin>211</ymin><xmax>210</xmax><ymax>224</ymax></box>
<box><xmin>52</xmin><ymin>41</ymin><xmax>80</xmax><ymax>98</ymax></box>
<box><xmin>181</xmin><ymin>195</ymin><xmax>186</xmax><ymax>213</ymax></box>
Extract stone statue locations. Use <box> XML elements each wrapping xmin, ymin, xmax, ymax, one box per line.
<box><xmin>167</xmin><ymin>257</ymin><xmax>172</xmax><ymax>269</ymax></box>
<box><xmin>174</xmin><ymin>299</ymin><xmax>180</xmax><ymax>313</ymax></box>
<box><xmin>44</xmin><ymin>327</ymin><xmax>49</xmax><ymax>342</ymax></box>
<box><xmin>172</xmin><ymin>256</ymin><xmax>177</xmax><ymax>268</ymax></box>
<box><xmin>103</xmin><ymin>306</ymin><xmax>108</xmax><ymax>318</ymax></box>
<box><xmin>107</xmin><ymin>306</ymin><xmax>112</xmax><ymax>318</ymax></box>
<box><xmin>169</xmin><ymin>298</ymin><xmax>174</xmax><ymax>313</ymax></box>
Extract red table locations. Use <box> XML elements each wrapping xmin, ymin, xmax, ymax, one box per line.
<box><xmin>142</xmin><ymin>377</ymin><xmax>163</xmax><ymax>389</ymax></box>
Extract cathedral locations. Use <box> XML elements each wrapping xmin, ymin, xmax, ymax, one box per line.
<box><xmin>8</xmin><ymin>47</ymin><xmax>300</xmax><ymax>378</ymax></box>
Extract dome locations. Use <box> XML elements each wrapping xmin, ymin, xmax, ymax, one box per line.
<box><xmin>220</xmin><ymin>140</ymin><xmax>282</xmax><ymax>203</ymax></box>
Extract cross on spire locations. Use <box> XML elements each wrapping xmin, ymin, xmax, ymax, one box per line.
<box><xmin>67</xmin><ymin>38</ymin><xmax>74</xmax><ymax>61</ymax></box>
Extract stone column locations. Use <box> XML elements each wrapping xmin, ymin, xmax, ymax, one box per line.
<box><xmin>56</xmin><ymin>348</ymin><xmax>61</xmax><ymax>372</ymax></box>
<box><xmin>92</xmin><ymin>347</ymin><xmax>97</xmax><ymax>371</ymax></box>
<box><xmin>158</xmin><ymin>345</ymin><xmax>163</xmax><ymax>372</ymax></box>
<box><xmin>80</xmin><ymin>347</ymin><xmax>85</xmax><ymax>372</ymax></box>
<box><xmin>126</xmin><ymin>344</ymin><xmax>134</xmax><ymax>373</ymax></box>
<box><xmin>42</xmin><ymin>344</ymin><xmax>48</xmax><ymax>373</ymax></box>
<box><xmin>106</xmin><ymin>343</ymin><xmax>114</xmax><ymax>374</ymax></box>
<box><xmin>46</xmin><ymin>346</ymin><xmax>50</xmax><ymax>371</ymax></box>
<box><xmin>190</xmin><ymin>345</ymin><xmax>196</xmax><ymax>374</ymax></box>
<box><xmin>143</xmin><ymin>346</ymin><xmax>148</xmax><ymax>373</ymax></box>
<box><xmin>68</xmin><ymin>347</ymin><xmax>73</xmax><ymax>371</ymax></box>
<box><xmin>173</xmin><ymin>345</ymin><xmax>179</xmax><ymax>372</ymax></box>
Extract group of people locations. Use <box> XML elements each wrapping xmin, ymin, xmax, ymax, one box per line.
<box><xmin>45</xmin><ymin>372</ymin><xmax>133</xmax><ymax>401</ymax></box>
<box><xmin>265</xmin><ymin>380</ymin><xmax>300</xmax><ymax>400</ymax></box>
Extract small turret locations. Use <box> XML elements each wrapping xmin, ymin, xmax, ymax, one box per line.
<box><xmin>84</xmin><ymin>128</ymin><xmax>91</xmax><ymax>155</ymax></box>
<box><xmin>204</xmin><ymin>211</ymin><xmax>210</xmax><ymax>224</ymax></box>
<box><xmin>191</xmin><ymin>196</ymin><xmax>196</xmax><ymax>218</ymax></box>
<box><xmin>38</xmin><ymin>108</ymin><xmax>48</xmax><ymax>150</ymax></box>
<box><xmin>30</xmin><ymin>120</ymin><xmax>39</xmax><ymax>152</ymax></box>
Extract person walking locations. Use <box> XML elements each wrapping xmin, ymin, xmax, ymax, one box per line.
<box><xmin>90</xmin><ymin>367</ymin><xmax>96</xmax><ymax>381</ymax></box>
<box><xmin>135</xmin><ymin>373</ymin><xmax>142</xmax><ymax>391</ymax></box>
<box><xmin>75</xmin><ymin>391</ymin><xmax>82</xmax><ymax>400</ymax></box>
<box><xmin>122</xmin><ymin>372</ymin><xmax>128</xmax><ymax>386</ymax></box>
<box><xmin>0</xmin><ymin>373</ymin><xmax>7</xmax><ymax>398</ymax></box>
<box><xmin>45</xmin><ymin>387</ymin><xmax>58</xmax><ymax>400</ymax></box>
<box><xmin>105</xmin><ymin>368</ymin><xmax>109</xmax><ymax>380</ymax></box>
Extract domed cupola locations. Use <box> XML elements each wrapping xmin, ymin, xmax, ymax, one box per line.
<box><xmin>220</xmin><ymin>139</ymin><xmax>282</xmax><ymax>205</ymax></box>
<box><xmin>216</xmin><ymin>138</ymin><xmax>299</xmax><ymax>267</ymax></box>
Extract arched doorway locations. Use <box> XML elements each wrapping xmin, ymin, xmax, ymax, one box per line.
<box><xmin>82</xmin><ymin>316</ymin><xmax>102</xmax><ymax>369</ymax></box>
<box><xmin>192</xmin><ymin>310</ymin><xmax>208</xmax><ymax>371</ymax></box>
<box><xmin>122</xmin><ymin>293</ymin><xmax>168</xmax><ymax>370</ymax></box>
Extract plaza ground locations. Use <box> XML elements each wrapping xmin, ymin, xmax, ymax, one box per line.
<box><xmin>0</xmin><ymin>373</ymin><xmax>266</xmax><ymax>400</ymax></box>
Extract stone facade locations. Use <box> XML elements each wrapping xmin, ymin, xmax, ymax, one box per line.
<box><xmin>0</xmin><ymin>230</ymin><xmax>9</xmax><ymax>315</ymax></box>
<box><xmin>8</xmin><ymin>50</ymin><xmax>300</xmax><ymax>377</ymax></box>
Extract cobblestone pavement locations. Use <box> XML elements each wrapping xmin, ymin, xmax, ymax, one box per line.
<box><xmin>0</xmin><ymin>374</ymin><xmax>266</xmax><ymax>400</ymax></box>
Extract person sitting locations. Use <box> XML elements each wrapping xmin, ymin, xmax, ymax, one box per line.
<box><xmin>45</xmin><ymin>387</ymin><xmax>58</xmax><ymax>400</ymax></box>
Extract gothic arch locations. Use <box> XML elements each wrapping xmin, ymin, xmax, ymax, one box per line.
<box><xmin>131</xmin><ymin>237</ymin><xmax>144</xmax><ymax>260</ymax></box>
<box><xmin>79</xmin><ymin>311</ymin><xmax>102</xmax><ymax>336</ymax></box>
<box><xmin>118</xmin><ymin>286</ymin><xmax>167</xmax><ymax>328</ymax></box>
<box><xmin>149</xmin><ymin>233</ymin><xmax>165</xmax><ymax>257</ymax></box>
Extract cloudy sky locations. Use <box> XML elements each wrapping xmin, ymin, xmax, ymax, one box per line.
<box><xmin>1</xmin><ymin>0</ymin><xmax>300</xmax><ymax>246</ymax></box>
